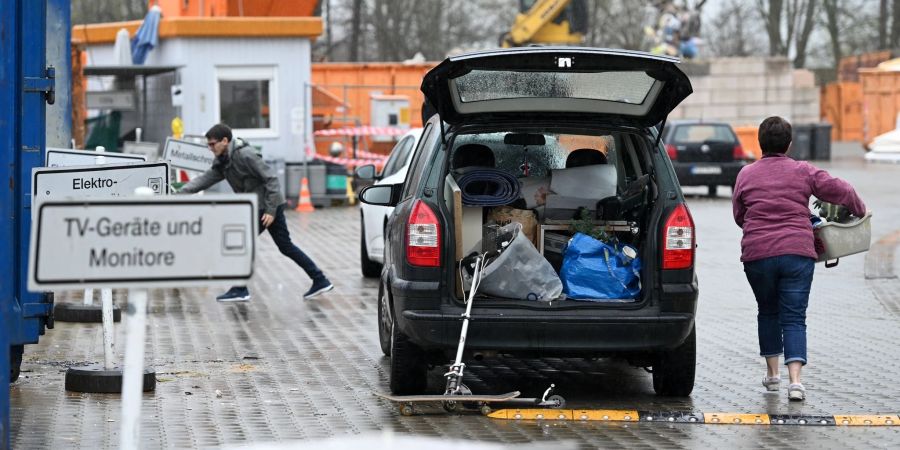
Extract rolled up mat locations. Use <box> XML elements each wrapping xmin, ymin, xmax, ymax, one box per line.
<box><xmin>457</xmin><ymin>168</ymin><xmax>521</xmax><ymax>206</ymax></box>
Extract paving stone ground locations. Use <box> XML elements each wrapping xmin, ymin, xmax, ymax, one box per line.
<box><xmin>10</xmin><ymin>143</ymin><xmax>900</xmax><ymax>449</ymax></box>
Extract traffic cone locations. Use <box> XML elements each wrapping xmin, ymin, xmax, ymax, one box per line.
<box><xmin>346</xmin><ymin>177</ymin><xmax>357</xmax><ymax>205</ymax></box>
<box><xmin>295</xmin><ymin>177</ymin><xmax>315</xmax><ymax>212</ymax></box>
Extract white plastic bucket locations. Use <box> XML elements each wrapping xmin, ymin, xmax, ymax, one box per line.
<box><xmin>815</xmin><ymin>211</ymin><xmax>872</xmax><ymax>264</ymax></box>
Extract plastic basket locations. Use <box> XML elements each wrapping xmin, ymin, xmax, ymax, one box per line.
<box><xmin>815</xmin><ymin>212</ymin><xmax>872</xmax><ymax>267</ymax></box>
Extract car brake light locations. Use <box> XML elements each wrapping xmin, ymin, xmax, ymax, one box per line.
<box><xmin>407</xmin><ymin>199</ymin><xmax>441</xmax><ymax>267</ymax></box>
<box><xmin>662</xmin><ymin>204</ymin><xmax>694</xmax><ymax>270</ymax></box>
<box><xmin>665</xmin><ymin>144</ymin><xmax>677</xmax><ymax>160</ymax></box>
<box><xmin>733</xmin><ymin>144</ymin><xmax>747</xmax><ymax>160</ymax></box>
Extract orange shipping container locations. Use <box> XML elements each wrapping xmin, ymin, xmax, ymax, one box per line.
<box><xmin>311</xmin><ymin>62</ymin><xmax>436</xmax><ymax>157</ymax></box>
<box><xmin>821</xmin><ymin>81</ymin><xmax>862</xmax><ymax>142</ymax></box>
<box><xmin>860</xmin><ymin>69</ymin><xmax>900</xmax><ymax>146</ymax></box>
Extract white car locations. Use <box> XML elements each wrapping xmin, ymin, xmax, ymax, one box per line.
<box><xmin>357</xmin><ymin>128</ymin><xmax>424</xmax><ymax>277</ymax></box>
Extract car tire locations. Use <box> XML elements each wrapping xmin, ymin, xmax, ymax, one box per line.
<box><xmin>378</xmin><ymin>282</ymin><xmax>392</xmax><ymax>356</ymax></box>
<box><xmin>389</xmin><ymin>319</ymin><xmax>427</xmax><ymax>395</ymax></box>
<box><xmin>707</xmin><ymin>185</ymin><xmax>718</xmax><ymax>197</ymax></box>
<box><xmin>360</xmin><ymin>217</ymin><xmax>383</xmax><ymax>278</ymax></box>
<box><xmin>652</xmin><ymin>325</ymin><xmax>696</xmax><ymax>397</ymax></box>
<box><xmin>9</xmin><ymin>344</ymin><xmax>23</xmax><ymax>383</ymax></box>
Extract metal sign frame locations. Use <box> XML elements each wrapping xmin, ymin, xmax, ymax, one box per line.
<box><xmin>45</xmin><ymin>147</ymin><xmax>146</xmax><ymax>167</ymax></box>
<box><xmin>32</xmin><ymin>162</ymin><xmax>170</xmax><ymax>201</ymax></box>
<box><xmin>162</xmin><ymin>138</ymin><xmax>214</xmax><ymax>172</ymax></box>
<box><xmin>28</xmin><ymin>194</ymin><xmax>257</xmax><ymax>290</ymax></box>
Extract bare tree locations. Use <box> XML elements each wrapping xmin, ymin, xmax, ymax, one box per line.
<box><xmin>791</xmin><ymin>0</ymin><xmax>818</xmax><ymax>68</ymax></box>
<box><xmin>349</xmin><ymin>0</ymin><xmax>364</xmax><ymax>61</ymax></box>
<box><xmin>72</xmin><ymin>0</ymin><xmax>146</xmax><ymax>25</ymax></box>
<box><xmin>587</xmin><ymin>0</ymin><xmax>652</xmax><ymax>50</ymax></box>
<box><xmin>892</xmin><ymin>0</ymin><xmax>900</xmax><ymax>48</ymax></box>
<box><xmin>880</xmin><ymin>0</ymin><xmax>889</xmax><ymax>49</ymax></box>
<box><xmin>822</xmin><ymin>0</ymin><xmax>843</xmax><ymax>68</ymax></box>
<box><xmin>706</xmin><ymin>0</ymin><xmax>765</xmax><ymax>57</ymax></box>
<box><xmin>757</xmin><ymin>0</ymin><xmax>787</xmax><ymax>56</ymax></box>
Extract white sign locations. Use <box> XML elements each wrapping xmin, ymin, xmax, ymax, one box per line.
<box><xmin>123</xmin><ymin>141</ymin><xmax>161</xmax><ymax>161</ymax></box>
<box><xmin>28</xmin><ymin>194</ymin><xmax>258</xmax><ymax>290</ymax></box>
<box><xmin>33</xmin><ymin>162</ymin><xmax>170</xmax><ymax>203</ymax></box>
<box><xmin>46</xmin><ymin>148</ymin><xmax>146</xmax><ymax>167</ymax></box>
<box><xmin>163</xmin><ymin>138</ymin><xmax>214</xmax><ymax>172</ymax></box>
<box><xmin>86</xmin><ymin>90</ymin><xmax>137</xmax><ymax>110</ymax></box>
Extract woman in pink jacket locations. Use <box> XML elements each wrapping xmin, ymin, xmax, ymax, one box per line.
<box><xmin>732</xmin><ymin>116</ymin><xmax>866</xmax><ymax>401</ymax></box>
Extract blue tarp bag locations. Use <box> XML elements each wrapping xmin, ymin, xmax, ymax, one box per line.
<box><xmin>560</xmin><ymin>233</ymin><xmax>642</xmax><ymax>301</ymax></box>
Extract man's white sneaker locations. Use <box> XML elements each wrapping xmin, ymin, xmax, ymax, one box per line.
<box><xmin>762</xmin><ymin>376</ymin><xmax>780</xmax><ymax>392</ymax></box>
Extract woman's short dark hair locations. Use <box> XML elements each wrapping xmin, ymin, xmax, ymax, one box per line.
<box><xmin>758</xmin><ymin>116</ymin><xmax>792</xmax><ymax>154</ymax></box>
<box><xmin>205</xmin><ymin>123</ymin><xmax>233</xmax><ymax>142</ymax></box>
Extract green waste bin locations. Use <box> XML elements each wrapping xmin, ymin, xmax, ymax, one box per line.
<box><xmin>326</xmin><ymin>163</ymin><xmax>348</xmax><ymax>195</ymax></box>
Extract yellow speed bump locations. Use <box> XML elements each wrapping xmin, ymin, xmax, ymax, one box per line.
<box><xmin>487</xmin><ymin>409</ymin><xmax>635</xmax><ymax>422</ymax></box>
<box><xmin>834</xmin><ymin>415</ymin><xmax>899</xmax><ymax>426</ymax></box>
<box><xmin>705</xmin><ymin>413</ymin><xmax>770</xmax><ymax>425</ymax></box>
<box><xmin>488</xmin><ymin>409</ymin><xmax>572</xmax><ymax>420</ymax></box>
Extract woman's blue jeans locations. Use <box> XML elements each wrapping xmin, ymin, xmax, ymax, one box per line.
<box><xmin>743</xmin><ymin>255</ymin><xmax>815</xmax><ymax>366</ymax></box>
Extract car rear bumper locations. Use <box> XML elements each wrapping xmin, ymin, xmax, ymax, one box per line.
<box><xmin>389</xmin><ymin>274</ymin><xmax>697</xmax><ymax>354</ymax></box>
<box><xmin>673</xmin><ymin>161</ymin><xmax>749</xmax><ymax>186</ymax></box>
<box><xmin>397</xmin><ymin>309</ymin><xmax>695</xmax><ymax>353</ymax></box>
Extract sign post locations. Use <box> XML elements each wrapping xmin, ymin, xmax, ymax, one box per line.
<box><xmin>32</xmin><ymin>161</ymin><xmax>171</xmax><ymax>390</ymax></box>
<box><xmin>28</xmin><ymin>193</ymin><xmax>257</xmax><ymax>449</ymax></box>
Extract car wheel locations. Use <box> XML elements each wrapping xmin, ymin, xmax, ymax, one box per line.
<box><xmin>10</xmin><ymin>344</ymin><xmax>24</xmax><ymax>383</ymax></box>
<box><xmin>707</xmin><ymin>185</ymin><xmax>718</xmax><ymax>197</ymax></box>
<box><xmin>360</xmin><ymin>216</ymin><xmax>383</xmax><ymax>278</ymax></box>
<box><xmin>378</xmin><ymin>282</ymin><xmax>392</xmax><ymax>356</ymax></box>
<box><xmin>652</xmin><ymin>325</ymin><xmax>696</xmax><ymax>397</ymax></box>
<box><xmin>389</xmin><ymin>318</ymin><xmax>427</xmax><ymax>395</ymax></box>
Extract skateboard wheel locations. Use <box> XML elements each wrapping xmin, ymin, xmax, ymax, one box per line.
<box><xmin>480</xmin><ymin>405</ymin><xmax>492</xmax><ymax>415</ymax></box>
<box><xmin>547</xmin><ymin>394</ymin><xmax>566</xmax><ymax>409</ymax></box>
<box><xmin>400</xmin><ymin>405</ymin><xmax>414</xmax><ymax>416</ymax></box>
<box><xmin>442</xmin><ymin>400</ymin><xmax>460</xmax><ymax>413</ymax></box>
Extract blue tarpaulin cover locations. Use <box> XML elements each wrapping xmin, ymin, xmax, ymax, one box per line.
<box><xmin>131</xmin><ymin>6</ymin><xmax>161</xmax><ymax>65</ymax></box>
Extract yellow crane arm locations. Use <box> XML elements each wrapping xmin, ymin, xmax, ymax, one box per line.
<box><xmin>503</xmin><ymin>0</ymin><xmax>583</xmax><ymax>47</ymax></box>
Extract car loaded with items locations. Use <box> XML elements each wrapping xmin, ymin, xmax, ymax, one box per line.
<box><xmin>359</xmin><ymin>47</ymin><xmax>699</xmax><ymax>400</ymax></box>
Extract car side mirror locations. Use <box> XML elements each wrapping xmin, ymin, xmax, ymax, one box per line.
<box><xmin>359</xmin><ymin>184</ymin><xmax>402</xmax><ymax>206</ymax></box>
<box><xmin>355</xmin><ymin>164</ymin><xmax>377</xmax><ymax>180</ymax></box>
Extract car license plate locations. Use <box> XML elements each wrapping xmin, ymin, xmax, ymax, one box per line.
<box><xmin>691</xmin><ymin>165</ymin><xmax>722</xmax><ymax>175</ymax></box>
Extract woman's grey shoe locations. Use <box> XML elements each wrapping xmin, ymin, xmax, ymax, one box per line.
<box><xmin>788</xmin><ymin>383</ymin><xmax>806</xmax><ymax>401</ymax></box>
<box><xmin>762</xmin><ymin>376</ymin><xmax>780</xmax><ymax>391</ymax></box>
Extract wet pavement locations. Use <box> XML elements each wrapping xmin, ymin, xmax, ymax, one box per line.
<box><xmin>10</xmin><ymin>143</ymin><xmax>900</xmax><ymax>449</ymax></box>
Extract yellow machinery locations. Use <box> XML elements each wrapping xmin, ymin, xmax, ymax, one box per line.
<box><xmin>500</xmin><ymin>0</ymin><xmax>587</xmax><ymax>47</ymax></box>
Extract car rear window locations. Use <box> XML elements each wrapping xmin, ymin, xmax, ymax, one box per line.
<box><xmin>455</xmin><ymin>70</ymin><xmax>656</xmax><ymax>105</ymax></box>
<box><xmin>671</xmin><ymin>125</ymin><xmax>736</xmax><ymax>143</ymax></box>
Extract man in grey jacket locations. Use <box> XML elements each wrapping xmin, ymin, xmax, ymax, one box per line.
<box><xmin>181</xmin><ymin>123</ymin><xmax>333</xmax><ymax>302</ymax></box>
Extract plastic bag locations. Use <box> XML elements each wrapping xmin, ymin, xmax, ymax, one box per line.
<box><xmin>466</xmin><ymin>223</ymin><xmax>563</xmax><ymax>301</ymax></box>
<box><xmin>560</xmin><ymin>233</ymin><xmax>641</xmax><ymax>301</ymax></box>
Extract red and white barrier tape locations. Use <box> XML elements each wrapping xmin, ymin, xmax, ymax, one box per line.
<box><xmin>314</xmin><ymin>126</ymin><xmax>408</xmax><ymax>137</ymax></box>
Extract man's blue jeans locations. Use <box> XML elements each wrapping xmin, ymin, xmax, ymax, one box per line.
<box><xmin>235</xmin><ymin>204</ymin><xmax>325</xmax><ymax>292</ymax></box>
<box><xmin>743</xmin><ymin>255</ymin><xmax>815</xmax><ymax>365</ymax></box>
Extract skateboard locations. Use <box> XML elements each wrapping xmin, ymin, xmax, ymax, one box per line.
<box><xmin>375</xmin><ymin>390</ymin><xmax>522</xmax><ymax>416</ymax></box>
